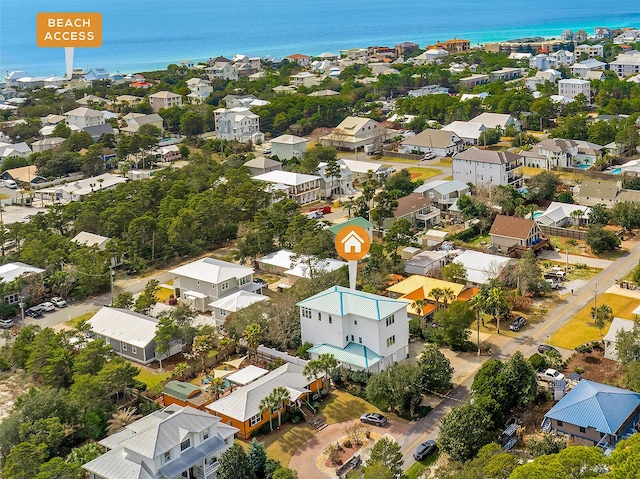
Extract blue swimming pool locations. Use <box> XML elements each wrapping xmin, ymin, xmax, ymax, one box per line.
<box><xmin>575</xmin><ymin>164</ymin><xmax>590</xmax><ymax>170</ymax></box>
<box><xmin>611</xmin><ymin>168</ymin><xmax>622</xmax><ymax>175</ymax></box>
<box><xmin>533</xmin><ymin>211</ymin><xmax>544</xmax><ymax>219</ymax></box>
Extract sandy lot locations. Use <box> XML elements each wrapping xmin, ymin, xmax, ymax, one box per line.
<box><xmin>0</xmin><ymin>371</ymin><xmax>32</xmax><ymax>420</ymax></box>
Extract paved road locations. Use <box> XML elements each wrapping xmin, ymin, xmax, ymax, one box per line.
<box><xmin>397</xmin><ymin>240</ymin><xmax>640</xmax><ymax>471</ymax></box>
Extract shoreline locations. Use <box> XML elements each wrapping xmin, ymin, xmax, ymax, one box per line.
<box><xmin>2</xmin><ymin>21</ymin><xmax>639</xmax><ymax>78</ymax></box>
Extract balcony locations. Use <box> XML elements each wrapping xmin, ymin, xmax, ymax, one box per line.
<box><xmin>505</xmin><ymin>162</ymin><xmax>522</xmax><ymax>172</ymax></box>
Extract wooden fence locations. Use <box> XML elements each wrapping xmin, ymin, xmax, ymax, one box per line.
<box><xmin>539</xmin><ymin>225</ymin><xmax>587</xmax><ymax>241</ymax></box>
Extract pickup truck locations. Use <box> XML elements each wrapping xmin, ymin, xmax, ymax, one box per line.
<box><xmin>537</xmin><ymin>368</ymin><xmax>565</xmax><ymax>382</ymax></box>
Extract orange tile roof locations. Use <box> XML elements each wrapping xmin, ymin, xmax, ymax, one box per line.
<box><xmin>457</xmin><ymin>287</ymin><xmax>480</xmax><ymax>301</ymax></box>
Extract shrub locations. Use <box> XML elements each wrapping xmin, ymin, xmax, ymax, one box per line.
<box><xmin>529</xmin><ymin>353</ymin><xmax>548</xmax><ymax>371</ymax></box>
<box><xmin>574</xmin><ymin>366</ymin><xmax>585</xmax><ymax>374</ymax></box>
<box><xmin>343</xmin><ymin>439</ymin><xmax>352</xmax><ymax>448</ymax></box>
<box><xmin>567</xmin><ymin>239</ymin><xmax>577</xmax><ymax>246</ymax></box>
<box><xmin>575</xmin><ymin>343</ymin><xmax>594</xmax><ymax>353</ymax></box>
<box><xmin>296</xmin><ymin>341</ymin><xmax>314</xmax><ymax>360</ymax></box>
<box><xmin>347</xmin><ymin>370</ymin><xmax>370</xmax><ymax>386</ymax></box>
<box><xmin>259</xmin><ymin>423</ymin><xmax>272</xmax><ymax>436</ymax></box>
<box><xmin>0</xmin><ymin>356</ymin><xmax>10</xmax><ymax>372</ymax></box>
<box><xmin>575</xmin><ymin>263</ymin><xmax>588</xmax><ymax>269</ymax></box>
<box><xmin>326</xmin><ymin>444</ymin><xmax>342</xmax><ymax>466</ymax></box>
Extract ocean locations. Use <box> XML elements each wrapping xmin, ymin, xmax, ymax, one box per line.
<box><xmin>1</xmin><ymin>0</ymin><xmax>640</xmax><ymax>77</ymax></box>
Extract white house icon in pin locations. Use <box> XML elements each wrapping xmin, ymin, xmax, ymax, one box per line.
<box><xmin>341</xmin><ymin>230</ymin><xmax>365</xmax><ymax>254</ymax></box>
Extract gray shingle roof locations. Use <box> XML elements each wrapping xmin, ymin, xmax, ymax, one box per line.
<box><xmin>454</xmin><ymin>147</ymin><xmax>523</xmax><ymax>165</ymax></box>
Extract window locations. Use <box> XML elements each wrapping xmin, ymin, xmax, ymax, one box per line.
<box><xmin>203</xmin><ymin>430</ymin><xmax>209</xmax><ymax>441</ymax></box>
<box><xmin>600</xmin><ymin>432</ymin><xmax>605</xmax><ymax>439</ymax></box>
<box><xmin>164</xmin><ymin>451</ymin><xmax>171</xmax><ymax>463</ymax></box>
<box><xmin>385</xmin><ymin>315</ymin><xmax>395</xmax><ymax>327</ymax></box>
<box><xmin>4</xmin><ymin>293</ymin><xmax>18</xmax><ymax>305</ymax></box>
<box><xmin>219</xmin><ymin>309</ymin><xmax>227</xmax><ymax>317</ymax></box>
<box><xmin>351</xmin><ymin>335</ymin><xmax>354</xmax><ymax>341</ymax></box>
<box><xmin>249</xmin><ymin>413</ymin><xmax>262</xmax><ymax>427</ymax></box>
<box><xmin>180</xmin><ymin>438</ymin><xmax>191</xmax><ymax>451</ymax></box>
<box><xmin>345</xmin><ymin>336</ymin><xmax>349</xmax><ymax>342</ymax></box>
<box><xmin>240</xmin><ymin>276</ymin><xmax>248</xmax><ymax>286</ymax></box>
<box><xmin>358</xmin><ymin>337</ymin><xmax>362</xmax><ymax>344</ymax></box>
<box><xmin>122</xmin><ymin>343</ymin><xmax>127</xmax><ymax>351</ymax></box>
<box><xmin>354</xmin><ymin>320</ymin><xmax>358</xmax><ymax>325</ymax></box>
<box><xmin>132</xmin><ymin>346</ymin><xmax>137</xmax><ymax>354</ymax></box>
<box><xmin>301</xmin><ymin>308</ymin><xmax>312</xmax><ymax>319</ymax></box>
<box><xmin>329</xmin><ymin>316</ymin><xmax>332</xmax><ymax>324</ymax></box>
<box><xmin>579</xmin><ymin>427</ymin><xmax>586</xmax><ymax>433</ymax></box>
<box><xmin>221</xmin><ymin>281</ymin><xmax>229</xmax><ymax>291</ymax></box>
<box><xmin>386</xmin><ymin>335</ymin><xmax>396</xmax><ymax>347</ymax></box>
<box><xmin>557</xmin><ymin>420</ymin><xmax>563</xmax><ymax>427</ymax></box>
<box><xmin>318</xmin><ymin>312</ymin><xmax>322</xmax><ymax>321</ymax></box>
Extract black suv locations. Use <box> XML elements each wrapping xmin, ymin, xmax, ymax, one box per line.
<box><xmin>509</xmin><ymin>316</ymin><xmax>527</xmax><ymax>332</ymax></box>
<box><xmin>25</xmin><ymin>306</ymin><xmax>44</xmax><ymax>318</ymax></box>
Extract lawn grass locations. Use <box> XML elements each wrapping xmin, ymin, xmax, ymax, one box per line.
<box><xmin>441</xmin><ymin>175</ymin><xmax>453</xmax><ymax>180</ymax></box>
<box><xmin>432</xmin><ymin>158</ymin><xmax>452</xmax><ymax>168</ymax></box>
<box><xmin>549</xmin><ymin>293</ymin><xmax>639</xmax><ymax>349</ymax></box>
<box><xmin>262</xmin><ymin>422</ymin><xmax>316</xmax><ymax>466</ymax></box>
<box><xmin>539</xmin><ymin>260</ymin><xmax>601</xmax><ymax>281</ymax></box>
<box><xmin>156</xmin><ymin>286</ymin><xmax>174</xmax><ymax>302</ymax></box>
<box><xmin>135</xmin><ymin>368</ymin><xmax>171</xmax><ymax>390</ymax></box>
<box><xmin>406</xmin><ymin>167</ymin><xmax>442</xmax><ymax>182</ymax></box>
<box><xmin>467</xmin><ymin>234</ymin><xmax>491</xmax><ymax>247</ymax></box>
<box><xmin>63</xmin><ymin>310</ymin><xmax>98</xmax><ymax>328</ymax></box>
<box><xmin>318</xmin><ymin>390</ymin><xmax>383</xmax><ymax>424</ymax></box>
<box><xmin>406</xmin><ymin>453</ymin><xmax>439</xmax><ymax>479</ymax></box>
<box><xmin>549</xmin><ymin>236</ymin><xmax>585</xmax><ymax>255</ymax></box>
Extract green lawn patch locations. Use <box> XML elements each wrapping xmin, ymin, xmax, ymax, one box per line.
<box><xmin>406</xmin><ymin>167</ymin><xmax>441</xmax><ymax>182</ymax></box>
<box><xmin>64</xmin><ymin>310</ymin><xmax>98</xmax><ymax>328</ymax></box>
<box><xmin>467</xmin><ymin>234</ymin><xmax>491</xmax><ymax>247</ymax></box>
<box><xmin>135</xmin><ymin>368</ymin><xmax>171</xmax><ymax>390</ymax></box>
<box><xmin>406</xmin><ymin>453</ymin><xmax>439</xmax><ymax>479</ymax></box>
<box><xmin>549</xmin><ymin>293</ymin><xmax>639</xmax><ymax>350</ymax></box>
<box><xmin>549</xmin><ymin>236</ymin><xmax>585</xmax><ymax>255</ymax></box>
<box><xmin>539</xmin><ymin>260</ymin><xmax>601</xmax><ymax>281</ymax></box>
<box><xmin>318</xmin><ymin>390</ymin><xmax>383</xmax><ymax>425</ymax></box>
<box><xmin>156</xmin><ymin>286</ymin><xmax>174</xmax><ymax>303</ymax></box>
<box><xmin>260</xmin><ymin>422</ymin><xmax>316</xmax><ymax>466</ymax></box>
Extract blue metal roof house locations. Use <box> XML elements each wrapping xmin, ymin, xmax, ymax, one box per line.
<box><xmin>542</xmin><ymin>380</ymin><xmax>640</xmax><ymax>452</ymax></box>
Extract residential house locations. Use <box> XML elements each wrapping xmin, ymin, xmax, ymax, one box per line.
<box><xmin>529</xmin><ymin>54</ymin><xmax>554</xmax><ymax>70</ymax></box>
<box><xmin>298</xmin><ymin>286</ymin><xmax>409</xmax><ymax>372</ymax></box>
<box><xmin>594</xmin><ymin>27</ymin><xmax>613</xmax><ymax>39</ymax></box>
<box><xmin>382</xmin><ymin>193</ymin><xmax>440</xmax><ymax>230</ymax></box>
<box><xmin>83</xmin><ymin>405</ymin><xmax>237</xmax><ymax>479</ymax></box>
<box><xmin>71</xmin><ymin>231</ymin><xmax>122</xmax><ymax>266</ymax></box>
<box><xmin>489</xmin><ymin>215</ymin><xmax>544</xmax><ymax>253</ymax></box>
<box><xmin>290</xmin><ymin>72</ymin><xmax>320</xmax><ymax>88</ymax></box>
<box><xmin>542</xmin><ymin>380</ymin><xmax>640</xmax><ymax>450</ymax></box>
<box><xmin>169</xmin><ymin>258</ymin><xmax>257</xmax><ymax>312</ymax></box>
<box><xmin>120</xmin><ymin>113</ymin><xmax>164</xmax><ymax>135</ymax></box>
<box><xmin>574</xmin><ymin>140</ymin><xmax>604</xmax><ymax>165</ymax></box>
<box><xmin>114</xmin><ymin>94</ymin><xmax>144</xmax><ymax>108</ymax></box>
<box><xmin>76</xmin><ymin>94</ymin><xmax>112</xmax><ymax>108</ymax></box>
<box><xmin>0</xmin><ymin>165</ymin><xmax>42</xmax><ymax>185</ymax></box>
<box><xmin>575</xmin><ymin>44</ymin><xmax>604</xmax><ymax>58</ymax></box>
<box><xmin>0</xmin><ymin>262</ymin><xmax>45</xmax><ymax>305</ymax></box>
<box><xmin>34</xmin><ymin>173</ymin><xmax>128</xmax><ymax>203</ymax></box>
<box><xmin>576</xmin><ymin>180</ymin><xmax>620</xmax><ymax>207</ymax></box>
<box><xmin>404</xmin><ymin>250</ymin><xmax>450</xmax><ymax>276</ymax></box>
<box><xmin>521</xmin><ymin>138</ymin><xmax>579</xmax><ymax>169</ymax></box>
<box><xmin>243</xmin><ymin>156</ymin><xmax>283</xmax><ymax>176</ymax></box>
<box><xmin>0</xmin><ymin>142</ymin><xmax>32</xmax><ymax>161</ymax></box>
<box><xmin>205</xmin><ymin>62</ymin><xmax>238</xmax><ymax>81</ymax></box>
<box><xmin>206</xmin><ymin>363</ymin><xmax>322</xmax><ymax>439</ymax></box>
<box><xmin>395</xmin><ymin>42</ymin><xmax>420</xmax><ymax>57</ymax></box>
<box><xmin>214</xmin><ymin>107</ymin><xmax>264</xmax><ymax>143</ymax></box>
<box><xmin>550</xmin><ymin>49</ymin><xmax>576</xmax><ymax>67</ymax></box>
<box><xmin>412</xmin><ymin>49</ymin><xmax>449</xmax><ymax>64</ymax></box>
<box><xmin>83</xmin><ymin>123</ymin><xmax>116</xmax><ymax>142</ymax></box>
<box><xmin>186</xmin><ymin>78</ymin><xmax>213</xmax><ymax>104</ymax></box>
<box><xmin>401</xmin><ymin>129</ymin><xmax>463</xmax><ymax>157</ymax></box>
<box><xmin>452</xmin><ymin>250</ymin><xmax>512</xmax><ymax>287</ymax></box>
<box><xmin>4</xmin><ymin>71</ymin><xmax>30</xmax><ymax>87</ymax></box>
<box><xmin>469</xmin><ymin>113</ymin><xmax>521</xmax><ymax>132</ymax></box>
<box><xmin>272</xmin><ymin>85</ymin><xmax>297</xmax><ymax>94</ymax></box>
<box><xmin>328</xmin><ymin>217</ymin><xmax>374</xmax><ymax>242</ymax></box>
<box><xmin>209</xmin><ymin>290</ymin><xmax>268</xmax><ymax>326</ymax></box>
<box><xmin>426</xmin><ymin>39</ymin><xmax>470</xmax><ymax>54</ymax></box>
<box><xmin>614</xmin><ymin>29</ymin><xmax>640</xmax><ymax>44</ymax></box>
<box><xmin>570</xmin><ymin>59</ymin><xmax>606</xmax><ymax>78</ymax></box>
<box><xmin>317</xmin><ymin>52</ymin><xmax>339</xmax><ymax>60</ymax></box>
<box><xmin>320</xmin><ymin>117</ymin><xmax>388</xmax><ymax>151</ymax></box>
<box><xmin>256</xmin><ymin>249</ymin><xmax>346</xmax><ymax>283</ymax></box>
<box><xmin>408</xmin><ymin>85</ymin><xmax>450</xmax><ymax>97</ymax></box>
<box><xmin>162</xmin><ymin>381</ymin><xmax>207</xmax><ymax>410</ymax></box>
<box><xmin>221</xmin><ymin>94</ymin><xmax>268</xmax><ymax>109</ymax></box>
<box><xmin>525</xmin><ymin>69</ymin><xmax>562</xmax><ymax>91</ymax></box>
<box><xmin>453</xmin><ymin>148</ymin><xmax>524</xmax><ymax>188</ymax></box>
<box><xmin>82</xmin><ymin>68</ymin><xmax>110</xmax><ymax>83</ymax></box>
<box><xmin>88</xmin><ymin>307</ymin><xmax>182</xmax><ymax>364</ymax></box>
<box><xmin>155</xmin><ymin>145</ymin><xmax>181</xmax><ymax>162</ymax></box>
<box><xmin>609</xmin><ymin>51</ymin><xmax>640</xmax><ymax>78</ymax></box>
<box><xmin>31</xmin><ymin>137</ymin><xmax>64</xmax><ymax>153</ymax></box>
<box><xmin>441</xmin><ymin>121</ymin><xmax>487</xmax><ymax>145</ymax></box>
<box><xmin>558</xmin><ymin>79</ymin><xmax>591</xmax><ymax>103</ymax></box>
<box><xmin>386</xmin><ymin>275</ymin><xmax>473</xmax><ymax>321</ymax></box>
<box><xmin>459</xmin><ymin>74</ymin><xmax>490</xmax><ymax>88</ymax></box>
<box><xmin>270</xmin><ymin>134</ymin><xmax>308</xmax><ymax>160</ymax></box>
<box><xmin>149</xmin><ymin>91</ymin><xmax>183</xmax><ymax>112</ymax></box>
<box><xmin>489</xmin><ymin>67</ymin><xmax>523</xmax><ymax>81</ymax></box>
<box><xmin>317</xmin><ymin>161</ymin><xmax>355</xmax><ymax>198</ymax></box>
<box><xmin>535</xmin><ymin>202</ymin><xmax>590</xmax><ymax>228</ymax></box>
<box><xmin>603</xmin><ymin>317</ymin><xmax>635</xmax><ymax>361</ymax></box>
<box><xmin>584</xmin><ymin>71</ymin><xmax>606</xmax><ymax>82</ymax></box>
<box><xmin>252</xmin><ymin>170</ymin><xmax>321</xmax><ymax>205</ymax></box>
<box><xmin>64</xmin><ymin>107</ymin><xmax>105</xmax><ymax>129</ymax></box>
<box><xmin>336</xmin><ymin>158</ymin><xmax>391</xmax><ymax>180</ymax></box>
<box><xmin>284</xmin><ymin>53</ymin><xmax>312</xmax><ymax>66</ymax></box>
<box><xmin>308</xmin><ymin>89</ymin><xmax>339</xmax><ymax>97</ymax></box>
<box><xmin>413</xmin><ymin>179</ymin><xmax>470</xmax><ymax>212</ymax></box>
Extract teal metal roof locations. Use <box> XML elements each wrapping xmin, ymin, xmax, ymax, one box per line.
<box><xmin>545</xmin><ymin>380</ymin><xmax>640</xmax><ymax>434</ymax></box>
<box><xmin>162</xmin><ymin>380</ymin><xmax>201</xmax><ymax>401</ymax></box>
<box><xmin>296</xmin><ymin>286</ymin><xmax>407</xmax><ymax>320</ymax></box>
<box><xmin>308</xmin><ymin>342</ymin><xmax>383</xmax><ymax>369</ymax></box>
<box><xmin>328</xmin><ymin>217</ymin><xmax>373</xmax><ymax>235</ymax></box>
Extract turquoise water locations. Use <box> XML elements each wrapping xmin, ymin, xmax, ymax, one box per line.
<box><xmin>611</xmin><ymin>168</ymin><xmax>622</xmax><ymax>174</ymax></box>
<box><xmin>1</xmin><ymin>1</ymin><xmax>640</xmax><ymax>76</ymax></box>
<box><xmin>576</xmin><ymin>164</ymin><xmax>590</xmax><ymax>170</ymax></box>
<box><xmin>533</xmin><ymin>211</ymin><xmax>543</xmax><ymax>219</ymax></box>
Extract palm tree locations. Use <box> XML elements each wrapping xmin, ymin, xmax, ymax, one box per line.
<box><xmin>243</xmin><ymin>323</ymin><xmax>263</xmax><ymax>362</ymax></box>
<box><xmin>429</xmin><ymin>287</ymin><xmax>445</xmax><ymax>310</ymax></box>
<box><xmin>570</xmin><ymin>209</ymin><xmax>583</xmax><ymax>229</ymax></box>
<box><xmin>441</xmin><ymin>287</ymin><xmax>456</xmax><ymax>306</ymax></box>
<box><xmin>411</xmin><ymin>298</ymin><xmax>429</xmax><ymax>327</ymax></box>
<box><xmin>488</xmin><ymin>286</ymin><xmax>508</xmax><ymax>334</ymax></box>
<box><xmin>258</xmin><ymin>395</ymin><xmax>277</xmax><ymax>431</ymax></box>
<box><xmin>209</xmin><ymin>377</ymin><xmax>227</xmax><ymax>400</ymax></box>
<box><xmin>172</xmin><ymin>362</ymin><xmax>189</xmax><ymax>381</ymax></box>
<box><xmin>107</xmin><ymin>407</ymin><xmax>141</xmax><ymax>436</ymax></box>
<box><xmin>270</xmin><ymin>386</ymin><xmax>291</xmax><ymax>428</ymax></box>
<box><xmin>304</xmin><ymin>353</ymin><xmax>338</xmax><ymax>393</ymax></box>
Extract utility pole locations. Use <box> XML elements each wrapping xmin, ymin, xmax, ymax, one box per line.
<box><xmin>110</xmin><ymin>264</ymin><xmax>115</xmax><ymax>306</ymax></box>
<box><xmin>594</xmin><ymin>283</ymin><xmax>598</xmax><ymax>315</ymax></box>
<box><xmin>18</xmin><ymin>296</ymin><xmax>24</xmax><ymax>325</ymax></box>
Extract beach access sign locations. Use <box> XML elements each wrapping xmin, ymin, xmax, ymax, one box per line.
<box><xmin>334</xmin><ymin>225</ymin><xmax>371</xmax><ymax>261</ymax></box>
<box><xmin>36</xmin><ymin>12</ymin><xmax>102</xmax><ymax>47</ymax></box>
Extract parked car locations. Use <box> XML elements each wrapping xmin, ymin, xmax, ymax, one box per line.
<box><xmin>413</xmin><ymin>440</ymin><xmax>437</xmax><ymax>461</ymax></box>
<box><xmin>39</xmin><ymin>302</ymin><xmax>55</xmax><ymax>312</ymax></box>
<box><xmin>538</xmin><ymin>344</ymin><xmax>559</xmax><ymax>355</ymax></box>
<box><xmin>25</xmin><ymin>307</ymin><xmax>44</xmax><ymax>318</ymax></box>
<box><xmin>509</xmin><ymin>316</ymin><xmax>527</xmax><ymax>332</ymax></box>
<box><xmin>253</xmin><ymin>278</ymin><xmax>268</xmax><ymax>286</ymax></box>
<box><xmin>306</xmin><ymin>210</ymin><xmax>323</xmax><ymax>219</ymax></box>
<box><xmin>421</xmin><ymin>152</ymin><xmax>435</xmax><ymax>160</ymax></box>
<box><xmin>0</xmin><ymin>318</ymin><xmax>14</xmax><ymax>329</ymax></box>
<box><xmin>360</xmin><ymin>412</ymin><xmax>387</xmax><ymax>427</ymax></box>
<box><xmin>262</xmin><ymin>147</ymin><xmax>272</xmax><ymax>154</ymax></box>
<box><xmin>51</xmin><ymin>297</ymin><xmax>68</xmax><ymax>308</ymax></box>
<box><xmin>537</xmin><ymin>368</ymin><xmax>565</xmax><ymax>383</ymax></box>
<box><xmin>4</xmin><ymin>179</ymin><xmax>17</xmax><ymax>189</ymax></box>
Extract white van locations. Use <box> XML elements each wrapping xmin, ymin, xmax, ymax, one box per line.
<box><xmin>4</xmin><ymin>179</ymin><xmax>17</xmax><ymax>189</ymax></box>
